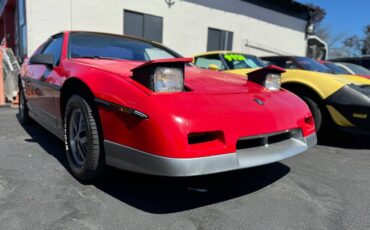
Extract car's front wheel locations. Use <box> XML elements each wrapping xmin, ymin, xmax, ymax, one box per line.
<box><xmin>64</xmin><ymin>95</ymin><xmax>105</xmax><ymax>182</ymax></box>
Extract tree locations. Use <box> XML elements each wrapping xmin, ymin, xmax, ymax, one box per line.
<box><xmin>361</xmin><ymin>25</ymin><xmax>370</xmax><ymax>55</ymax></box>
<box><xmin>341</xmin><ymin>25</ymin><xmax>370</xmax><ymax>56</ymax></box>
<box><xmin>306</xmin><ymin>3</ymin><xmax>326</xmax><ymax>29</ymax></box>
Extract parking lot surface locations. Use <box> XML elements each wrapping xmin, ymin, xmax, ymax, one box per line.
<box><xmin>0</xmin><ymin>107</ymin><xmax>369</xmax><ymax>230</ymax></box>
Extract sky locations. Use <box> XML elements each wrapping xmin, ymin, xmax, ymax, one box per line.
<box><xmin>302</xmin><ymin>0</ymin><xmax>370</xmax><ymax>37</ymax></box>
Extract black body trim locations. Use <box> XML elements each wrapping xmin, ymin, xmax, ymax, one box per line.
<box><xmin>325</xmin><ymin>84</ymin><xmax>370</xmax><ymax>129</ymax></box>
<box><xmin>95</xmin><ymin>98</ymin><xmax>148</xmax><ymax>119</ymax></box>
<box><xmin>24</xmin><ymin>76</ymin><xmax>62</xmax><ymax>91</ymax></box>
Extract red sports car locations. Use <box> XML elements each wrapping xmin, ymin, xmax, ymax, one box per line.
<box><xmin>19</xmin><ymin>31</ymin><xmax>316</xmax><ymax>182</ymax></box>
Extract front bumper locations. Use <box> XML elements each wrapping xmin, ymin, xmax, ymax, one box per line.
<box><xmin>104</xmin><ymin>132</ymin><xmax>317</xmax><ymax>177</ymax></box>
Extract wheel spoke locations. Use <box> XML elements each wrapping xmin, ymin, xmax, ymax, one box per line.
<box><xmin>78</xmin><ymin>112</ymin><xmax>84</xmax><ymax>134</ymax></box>
<box><xmin>76</xmin><ymin>141</ymin><xmax>85</xmax><ymax>161</ymax></box>
<box><xmin>80</xmin><ymin>141</ymin><xmax>87</xmax><ymax>156</ymax></box>
<box><xmin>73</xmin><ymin>113</ymin><xmax>80</xmax><ymax>135</ymax></box>
<box><xmin>79</xmin><ymin>135</ymin><xmax>87</xmax><ymax>144</ymax></box>
<box><xmin>68</xmin><ymin>108</ymin><xmax>89</xmax><ymax>167</ymax></box>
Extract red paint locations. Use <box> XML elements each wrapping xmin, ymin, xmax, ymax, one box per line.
<box><xmin>21</xmin><ymin>31</ymin><xmax>315</xmax><ymax>159</ymax></box>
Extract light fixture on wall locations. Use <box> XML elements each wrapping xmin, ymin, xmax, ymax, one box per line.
<box><xmin>165</xmin><ymin>0</ymin><xmax>175</xmax><ymax>7</ymax></box>
<box><xmin>306</xmin><ymin>23</ymin><xmax>314</xmax><ymax>35</ymax></box>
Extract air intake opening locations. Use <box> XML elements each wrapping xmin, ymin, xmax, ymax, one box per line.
<box><xmin>188</xmin><ymin>131</ymin><xmax>223</xmax><ymax>144</ymax></box>
<box><xmin>268</xmin><ymin>132</ymin><xmax>292</xmax><ymax>145</ymax></box>
<box><xmin>236</xmin><ymin>131</ymin><xmax>293</xmax><ymax>150</ymax></box>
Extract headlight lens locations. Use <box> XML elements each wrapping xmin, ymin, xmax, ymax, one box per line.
<box><xmin>153</xmin><ymin>67</ymin><xmax>184</xmax><ymax>92</ymax></box>
<box><xmin>264</xmin><ymin>73</ymin><xmax>281</xmax><ymax>91</ymax></box>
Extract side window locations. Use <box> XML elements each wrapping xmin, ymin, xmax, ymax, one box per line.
<box><xmin>41</xmin><ymin>35</ymin><xmax>64</xmax><ymax>66</ymax></box>
<box><xmin>362</xmin><ymin>60</ymin><xmax>370</xmax><ymax>70</ymax></box>
<box><xmin>284</xmin><ymin>60</ymin><xmax>298</xmax><ymax>69</ymax></box>
<box><xmin>195</xmin><ymin>55</ymin><xmax>225</xmax><ymax>70</ymax></box>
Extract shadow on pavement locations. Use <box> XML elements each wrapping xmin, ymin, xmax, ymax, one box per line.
<box><xmin>94</xmin><ymin>162</ymin><xmax>289</xmax><ymax>214</ymax></box>
<box><xmin>19</xmin><ymin>114</ymin><xmax>291</xmax><ymax>214</ymax></box>
<box><xmin>318</xmin><ymin>129</ymin><xmax>370</xmax><ymax>149</ymax></box>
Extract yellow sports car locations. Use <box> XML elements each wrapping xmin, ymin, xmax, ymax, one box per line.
<box><xmin>193</xmin><ymin>51</ymin><xmax>370</xmax><ymax>133</ymax></box>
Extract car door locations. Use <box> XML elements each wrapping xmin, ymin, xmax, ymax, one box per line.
<box><xmin>27</xmin><ymin>34</ymin><xmax>64</xmax><ymax>132</ymax></box>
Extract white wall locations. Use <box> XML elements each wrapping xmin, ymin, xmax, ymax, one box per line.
<box><xmin>26</xmin><ymin>0</ymin><xmax>307</xmax><ymax>57</ymax></box>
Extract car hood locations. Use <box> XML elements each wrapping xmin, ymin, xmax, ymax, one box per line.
<box><xmin>224</xmin><ymin>68</ymin><xmax>370</xmax><ymax>86</ymax></box>
<box><xmin>72</xmin><ymin>59</ymin><xmax>268</xmax><ymax>94</ymax></box>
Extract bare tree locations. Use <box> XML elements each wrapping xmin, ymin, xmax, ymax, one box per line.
<box><xmin>306</xmin><ymin>3</ymin><xmax>326</xmax><ymax>28</ymax></box>
<box><xmin>341</xmin><ymin>25</ymin><xmax>370</xmax><ymax>56</ymax></box>
<box><xmin>361</xmin><ymin>25</ymin><xmax>370</xmax><ymax>55</ymax></box>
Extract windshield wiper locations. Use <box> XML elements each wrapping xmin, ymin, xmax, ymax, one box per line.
<box><xmin>74</xmin><ymin>55</ymin><xmax>122</xmax><ymax>60</ymax></box>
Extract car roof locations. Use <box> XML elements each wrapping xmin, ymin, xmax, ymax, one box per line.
<box><xmin>194</xmin><ymin>50</ymin><xmax>233</xmax><ymax>57</ymax></box>
<box><xmin>260</xmin><ymin>56</ymin><xmax>295</xmax><ymax>60</ymax></box>
<box><xmin>56</xmin><ymin>30</ymin><xmax>162</xmax><ymax>46</ymax></box>
<box><xmin>329</xmin><ymin>56</ymin><xmax>370</xmax><ymax>61</ymax></box>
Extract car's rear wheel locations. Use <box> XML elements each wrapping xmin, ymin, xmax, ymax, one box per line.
<box><xmin>18</xmin><ymin>80</ymin><xmax>31</xmax><ymax>125</ymax></box>
<box><xmin>64</xmin><ymin>95</ymin><xmax>105</xmax><ymax>182</ymax></box>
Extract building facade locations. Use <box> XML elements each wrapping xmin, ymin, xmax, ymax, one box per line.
<box><xmin>0</xmin><ymin>0</ymin><xmax>312</xmax><ymax>60</ymax></box>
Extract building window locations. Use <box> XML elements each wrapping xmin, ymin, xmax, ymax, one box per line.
<box><xmin>124</xmin><ymin>10</ymin><xmax>163</xmax><ymax>43</ymax></box>
<box><xmin>207</xmin><ymin>28</ymin><xmax>233</xmax><ymax>51</ymax></box>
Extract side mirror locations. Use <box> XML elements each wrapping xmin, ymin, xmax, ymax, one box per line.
<box><xmin>29</xmin><ymin>54</ymin><xmax>54</xmax><ymax>69</ymax></box>
<box><xmin>208</xmin><ymin>64</ymin><xmax>219</xmax><ymax>71</ymax></box>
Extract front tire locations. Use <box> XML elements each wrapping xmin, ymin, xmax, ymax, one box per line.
<box><xmin>302</xmin><ymin>96</ymin><xmax>323</xmax><ymax>131</ymax></box>
<box><xmin>300</xmin><ymin>95</ymin><xmax>331</xmax><ymax>135</ymax></box>
<box><xmin>64</xmin><ymin>95</ymin><xmax>105</xmax><ymax>182</ymax></box>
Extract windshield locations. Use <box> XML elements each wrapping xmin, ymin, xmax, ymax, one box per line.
<box><xmin>223</xmin><ymin>53</ymin><xmax>266</xmax><ymax>69</ymax></box>
<box><xmin>294</xmin><ymin>57</ymin><xmax>332</xmax><ymax>73</ymax></box>
<box><xmin>339</xmin><ymin>62</ymin><xmax>370</xmax><ymax>75</ymax></box>
<box><xmin>69</xmin><ymin>32</ymin><xmax>181</xmax><ymax>61</ymax></box>
<box><xmin>323</xmin><ymin>62</ymin><xmax>351</xmax><ymax>75</ymax></box>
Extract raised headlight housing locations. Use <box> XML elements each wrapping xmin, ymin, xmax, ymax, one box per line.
<box><xmin>247</xmin><ymin>65</ymin><xmax>285</xmax><ymax>91</ymax></box>
<box><xmin>131</xmin><ymin>58</ymin><xmax>192</xmax><ymax>93</ymax></box>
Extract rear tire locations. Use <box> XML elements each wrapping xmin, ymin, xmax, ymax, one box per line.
<box><xmin>18</xmin><ymin>80</ymin><xmax>31</xmax><ymax>125</ymax></box>
<box><xmin>64</xmin><ymin>95</ymin><xmax>105</xmax><ymax>182</ymax></box>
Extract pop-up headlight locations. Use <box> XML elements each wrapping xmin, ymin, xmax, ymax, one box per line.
<box><xmin>131</xmin><ymin>58</ymin><xmax>192</xmax><ymax>93</ymax></box>
<box><xmin>265</xmin><ymin>73</ymin><xmax>281</xmax><ymax>91</ymax></box>
<box><xmin>153</xmin><ymin>67</ymin><xmax>184</xmax><ymax>92</ymax></box>
<box><xmin>247</xmin><ymin>65</ymin><xmax>286</xmax><ymax>91</ymax></box>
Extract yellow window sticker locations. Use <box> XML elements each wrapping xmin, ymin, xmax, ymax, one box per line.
<box><xmin>224</xmin><ymin>54</ymin><xmax>246</xmax><ymax>62</ymax></box>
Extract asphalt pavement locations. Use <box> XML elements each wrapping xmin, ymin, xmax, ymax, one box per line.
<box><xmin>0</xmin><ymin>107</ymin><xmax>369</xmax><ymax>230</ymax></box>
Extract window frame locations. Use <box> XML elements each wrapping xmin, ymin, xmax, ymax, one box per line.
<box><xmin>39</xmin><ymin>33</ymin><xmax>64</xmax><ymax>66</ymax></box>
